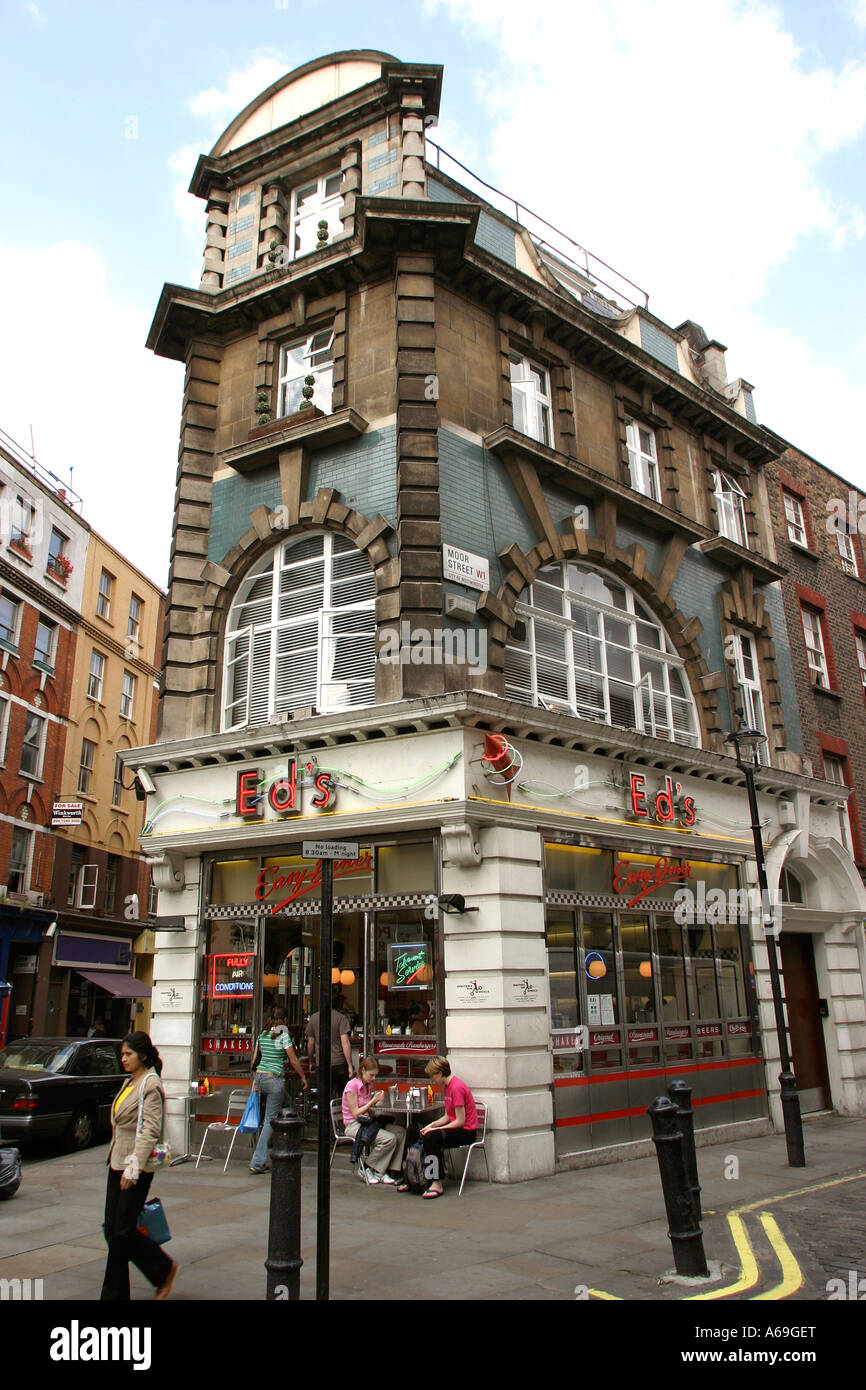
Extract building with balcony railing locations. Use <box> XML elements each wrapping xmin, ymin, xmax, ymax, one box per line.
<box><xmin>135</xmin><ymin>51</ymin><xmax>866</xmax><ymax>1179</ymax></box>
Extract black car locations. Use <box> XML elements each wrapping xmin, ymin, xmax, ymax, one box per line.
<box><xmin>0</xmin><ymin>1038</ymin><xmax>125</xmax><ymax>1151</ymax></box>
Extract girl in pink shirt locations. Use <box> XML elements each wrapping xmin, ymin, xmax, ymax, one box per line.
<box><xmin>419</xmin><ymin>1055</ymin><xmax>478</xmax><ymax>1199</ymax></box>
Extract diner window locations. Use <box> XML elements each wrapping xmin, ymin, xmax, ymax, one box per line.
<box><xmin>626</xmin><ymin>420</ymin><xmax>661</xmax><ymax>502</ymax></box>
<box><xmin>822</xmin><ymin>753</ymin><xmax>854</xmax><ymax>856</ymax></box>
<box><xmin>800</xmin><ymin>606</ymin><xmax>830</xmax><ymax>689</ymax></box>
<box><xmin>19</xmin><ymin>710</ymin><xmax>45</xmax><ymax>777</ymax></box>
<box><xmin>120</xmin><ymin>670</ymin><xmax>136</xmax><ymax>720</ymax></box>
<box><xmin>88</xmin><ymin>649</ymin><xmax>106</xmax><ymax>701</ymax></box>
<box><xmin>78</xmin><ymin>737</ymin><xmax>96</xmax><ymax>795</ymax></box>
<box><xmin>200</xmin><ymin>918</ymin><xmax>258</xmax><ymax>1077</ymax></box>
<box><xmin>97</xmin><ymin>569</ymin><xmax>114</xmax><ymax>620</ymax></box>
<box><xmin>8</xmin><ymin>827</ymin><xmax>31</xmax><ymax>894</ymax></box>
<box><xmin>222</xmin><ymin>533</ymin><xmax>375</xmax><ymax>730</ymax></box>
<box><xmin>0</xmin><ymin>591</ymin><xmax>20</xmax><ymax>647</ymax></box>
<box><xmin>730</xmin><ymin>630</ymin><xmax>768</xmax><ymax>763</ymax></box>
<box><xmin>34</xmin><ymin>616</ymin><xmax>56</xmax><ymax>669</ymax></box>
<box><xmin>509</xmin><ymin>354</ymin><xmax>552</xmax><ymax>446</ymax></box>
<box><xmin>713</xmin><ymin>471</ymin><xmax>748</xmax><ymax>548</ymax></box>
<box><xmin>655</xmin><ymin>917</ymin><xmax>689</xmax><ymax>1034</ymax></box>
<box><xmin>686</xmin><ymin>924</ymin><xmax>721</xmax><ymax>1051</ymax></box>
<box><xmin>277</xmin><ymin>329</ymin><xmax>334</xmax><ymax>418</ymax></box>
<box><xmin>582</xmin><ymin>913</ymin><xmax>621</xmax><ymax>1070</ymax></box>
<box><xmin>127</xmin><ymin>594</ymin><xmax>142</xmax><ymax>646</ymax></box>
<box><xmin>836</xmin><ymin>529</ymin><xmax>860</xmax><ymax>578</ymax></box>
<box><xmin>505</xmin><ymin>561</ymin><xmax>700</xmax><ymax>746</ymax></box>
<box><xmin>783</xmin><ymin>491</ymin><xmax>808</xmax><ymax>547</ymax></box>
<box><xmin>289</xmin><ymin>171</ymin><xmax>343</xmax><ymax>261</ymax></box>
<box><xmin>547</xmin><ymin>913</ymin><xmax>580</xmax><ymax>1031</ymax></box>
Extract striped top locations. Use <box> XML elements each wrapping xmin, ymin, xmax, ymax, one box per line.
<box><xmin>256</xmin><ymin>1029</ymin><xmax>290</xmax><ymax>1075</ymax></box>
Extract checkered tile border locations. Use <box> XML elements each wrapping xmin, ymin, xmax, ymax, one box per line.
<box><xmin>545</xmin><ymin>891</ymin><xmax>680</xmax><ymax>911</ymax></box>
<box><xmin>206</xmin><ymin>892</ymin><xmax>434</xmax><ymax>920</ymax></box>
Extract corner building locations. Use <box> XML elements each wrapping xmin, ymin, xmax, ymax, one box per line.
<box><xmin>138</xmin><ymin>52</ymin><xmax>866</xmax><ymax>1178</ymax></box>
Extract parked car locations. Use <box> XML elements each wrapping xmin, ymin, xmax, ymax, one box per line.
<box><xmin>0</xmin><ymin>1038</ymin><xmax>125</xmax><ymax>1151</ymax></box>
<box><xmin>0</xmin><ymin>1145</ymin><xmax>21</xmax><ymax>1198</ymax></box>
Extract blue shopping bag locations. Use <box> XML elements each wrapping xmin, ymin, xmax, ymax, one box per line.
<box><xmin>239</xmin><ymin>1088</ymin><xmax>261</xmax><ymax>1134</ymax></box>
<box><xmin>137</xmin><ymin>1198</ymin><xmax>171</xmax><ymax>1245</ymax></box>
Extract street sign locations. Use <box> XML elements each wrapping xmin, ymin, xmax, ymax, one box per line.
<box><xmin>302</xmin><ymin>840</ymin><xmax>359</xmax><ymax>860</ymax></box>
<box><xmin>443</xmin><ymin>543</ymin><xmax>490</xmax><ymax>592</ymax></box>
<box><xmin>52</xmin><ymin>801</ymin><xmax>83</xmax><ymax>827</ymax></box>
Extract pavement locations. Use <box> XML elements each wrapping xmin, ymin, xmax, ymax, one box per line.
<box><xmin>1</xmin><ymin>1111</ymin><xmax>865</xmax><ymax>1303</ymax></box>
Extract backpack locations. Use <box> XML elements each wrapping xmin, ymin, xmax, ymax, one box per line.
<box><xmin>402</xmin><ymin>1140</ymin><xmax>427</xmax><ymax>1193</ymax></box>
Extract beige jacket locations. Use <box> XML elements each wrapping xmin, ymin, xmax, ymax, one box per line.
<box><xmin>108</xmin><ymin>1069</ymin><xmax>164</xmax><ymax>1180</ymax></box>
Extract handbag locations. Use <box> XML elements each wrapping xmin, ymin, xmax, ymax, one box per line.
<box><xmin>136</xmin><ymin>1074</ymin><xmax>171</xmax><ymax>1171</ymax></box>
<box><xmin>137</xmin><ymin>1197</ymin><xmax>171</xmax><ymax>1245</ymax></box>
<box><xmin>239</xmin><ymin>1088</ymin><xmax>261</xmax><ymax>1134</ymax></box>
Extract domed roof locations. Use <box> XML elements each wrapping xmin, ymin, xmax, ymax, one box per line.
<box><xmin>210</xmin><ymin>50</ymin><xmax>400</xmax><ymax>156</ymax></box>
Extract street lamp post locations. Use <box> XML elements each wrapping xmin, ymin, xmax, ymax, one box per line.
<box><xmin>726</xmin><ymin>715</ymin><xmax>806</xmax><ymax>1167</ymax></box>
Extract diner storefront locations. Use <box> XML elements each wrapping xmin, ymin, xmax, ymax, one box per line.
<box><xmin>199</xmin><ymin>840</ymin><xmax>442</xmax><ymax>1084</ymax></box>
<box><xmin>130</xmin><ymin>695</ymin><xmax>866</xmax><ymax>1182</ymax></box>
<box><xmin>545</xmin><ymin>842</ymin><xmax>764</xmax><ymax>1157</ymax></box>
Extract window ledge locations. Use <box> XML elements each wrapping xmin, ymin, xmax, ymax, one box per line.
<box><xmin>220</xmin><ymin>408</ymin><xmax>370</xmax><ymax>475</ymax></box>
<box><xmin>484</xmin><ymin>425</ymin><xmax>710</xmax><ymax>543</ymax></box>
<box><xmin>0</xmin><ymin>638</ymin><xmax>19</xmax><ymax>656</ymax></box>
<box><xmin>95</xmin><ymin>612</ymin><xmax>114</xmax><ymax>626</ymax></box>
<box><xmin>812</xmin><ymin>684</ymin><xmax>843</xmax><ymax>701</ymax></box>
<box><xmin>44</xmin><ymin>569</ymin><xmax>69</xmax><ymax>589</ymax></box>
<box><xmin>33</xmin><ymin>660</ymin><xmax>55</xmax><ymax>676</ymax></box>
<box><xmin>8</xmin><ymin>544</ymin><xmax>33</xmax><ymax>566</ymax></box>
<box><xmin>699</xmin><ymin>535</ymin><xmax>786</xmax><ymax>584</ymax></box>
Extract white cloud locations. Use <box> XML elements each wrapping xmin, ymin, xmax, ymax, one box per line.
<box><xmin>27</xmin><ymin>3</ymin><xmax>44</xmax><ymax>23</ymax></box>
<box><xmin>426</xmin><ymin>0</ymin><xmax>866</xmax><ymax>481</ymax></box>
<box><xmin>187</xmin><ymin>55</ymin><xmax>289</xmax><ymax>127</ymax></box>
<box><xmin>0</xmin><ymin>242</ymin><xmax>182</xmax><ymax>586</ymax></box>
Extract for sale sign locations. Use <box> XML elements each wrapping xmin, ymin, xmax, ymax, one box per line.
<box><xmin>52</xmin><ymin>802</ymin><xmax>83</xmax><ymax>826</ymax></box>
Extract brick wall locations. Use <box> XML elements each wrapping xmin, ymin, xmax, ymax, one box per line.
<box><xmin>767</xmin><ymin>446</ymin><xmax>866</xmax><ymax>872</ymax></box>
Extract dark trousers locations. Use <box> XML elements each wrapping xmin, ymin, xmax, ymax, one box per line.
<box><xmin>420</xmin><ymin>1128</ymin><xmax>477</xmax><ymax>1186</ymax></box>
<box><xmin>329</xmin><ymin>1063</ymin><xmax>349</xmax><ymax>1099</ymax></box>
<box><xmin>100</xmin><ymin>1167</ymin><xmax>172</xmax><ymax>1301</ymax></box>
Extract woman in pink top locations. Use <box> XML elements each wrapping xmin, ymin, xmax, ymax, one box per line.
<box><xmin>419</xmin><ymin>1055</ymin><xmax>478</xmax><ymax>1199</ymax></box>
<box><xmin>342</xmin><ymin>1056</ymin><xmax>407</xmax><ymax>1187</ymax></box>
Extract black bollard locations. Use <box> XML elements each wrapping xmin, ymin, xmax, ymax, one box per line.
<box><xmin>779</xmin><ymin>1070</ymin><xmax>806</xmax><ymax>1168</ymax></box>
<box><xmin>667</xmin><ymin>1079</ymin><xmax>701</xmax><ymax>1223</ymax></box>
<box><xmin>264</xmin><ymin>1103</ymin><xmax>304</xmax><ymax>1300</ymax></box>
<box><xmin>647</xmin><ymin>1096</ymin><xmax>709</xmax><ymax>1278</ymax></box>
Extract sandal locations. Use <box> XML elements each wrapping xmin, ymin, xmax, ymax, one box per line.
<box><xmin>396</xmin><ymin>1182</ymin><xmax>410</xmax><ymax>1192</ymax></box>
<box><xmin>422</xmin><ymin>1188</ymin><xmax>443</xmax><ymax>1199</ymax></box>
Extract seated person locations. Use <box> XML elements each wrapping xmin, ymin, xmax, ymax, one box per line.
<box><xmin>342</xmin><ymin>1056</ymin><xmax>407</xmax><ymax>1188</ymax></box>
<box><xmin>418</xmin><ymin>1055</ymin><xmax>477</xmax><ymax>1199</ymax></box>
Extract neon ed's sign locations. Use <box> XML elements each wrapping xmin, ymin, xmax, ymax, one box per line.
<box><xmin>629</xmin><ymin>773</ymin><xmax>696</xmax><ymax>828</ymax></box>
<box><xmin>236</xmin><ymin>759</ymin><xmax>336</xmax><ymax>820</ymax></box>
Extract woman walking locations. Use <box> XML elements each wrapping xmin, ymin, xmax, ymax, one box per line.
<box><xmin>101</xmin><ymin>1032</ymin><xmax>179</xmax><ymax>1301</ymax></box>
<box><xmin>249</xmin><ymin>1007</ymin><xmax>307</xmax><ymax>1174</ymax></box>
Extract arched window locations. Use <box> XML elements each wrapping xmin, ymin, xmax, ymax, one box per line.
<box><xmin>505</xmin><ymin>561</ymin><xmax>700</xmax><ymax>747</ymax></box>
<box><xmin>222</xmin><ymin>533</ymin><xmax>375</xmax><ymax>731</ymax></box>
<box><xmin>780</xmin><ymin>866</ymin><xmax>804</xmax><ymax>904</ymax></box>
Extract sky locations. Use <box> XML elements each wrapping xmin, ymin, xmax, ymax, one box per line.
<box><xmin>1</xmin><ymin>0</ymin><xmax>865</xmax><ymax>587</ymax></box>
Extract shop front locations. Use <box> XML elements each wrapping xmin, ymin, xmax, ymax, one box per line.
<box><xmin>198</xmin><ymin>840</ymin><xmax>441</xmax><ymax>1085</ymax></box>
<box><xmin>545</xmin><ymin>841</ymin><xmax>765</xmax><ymax>1157</ymax></box>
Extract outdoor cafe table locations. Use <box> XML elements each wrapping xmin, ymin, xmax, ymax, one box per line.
<box><xmin>373</xmin><ymin>1093</ymin><xmax>443</xmax><ymax>1128</ymax></box>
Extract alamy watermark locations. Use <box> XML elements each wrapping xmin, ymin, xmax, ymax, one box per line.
<box><xmin>673</xmin><ymin>883</ymin><xmax>782</xmax><ymax>933</ymax></box>
<box><xmin>1</xmin><ymin>1277</ymin><xmax>43</xmax><ymax>1300</ymax></box>
<box><xmin>378</xmin><ymin>620</ymin><xmax>487</xmax><ymax>673</ymax></box>
<box><xmin>826</xmin><ymin>1269</ymin><xmax>866</xmax><ymax>1300</ymax></box>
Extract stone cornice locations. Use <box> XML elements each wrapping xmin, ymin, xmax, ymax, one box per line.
<box><xmin>122</xmin><ymin>690</ymin><xmax>842</xmax><ymax>803</ymax></box>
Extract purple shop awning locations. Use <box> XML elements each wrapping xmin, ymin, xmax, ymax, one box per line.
<box><xmin>75</xmin><ymin>970</ymin><xmax>152</xmax><ymax>999</ymax></box>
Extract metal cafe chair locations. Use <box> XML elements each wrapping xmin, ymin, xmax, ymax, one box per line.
<box><xmin>329</xmin><ymin>1099</ymin><xmax>355</xmax><ymax>1168</ymax></box>
<box><xmin>195</xmin><ymin>1088</ymin><xmax>251</xmax><ymax>1172</ymax></box>
<box><xmin>444</xmin><ymin>1100</ymin><xmax>491</xmax><ymax>1196</ymax></box>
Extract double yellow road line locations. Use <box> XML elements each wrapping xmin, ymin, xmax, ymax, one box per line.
<box><xmin>590</xmin><ymin>1169</ymin><xmax>865</xmax><ymax>1302</ymax></box>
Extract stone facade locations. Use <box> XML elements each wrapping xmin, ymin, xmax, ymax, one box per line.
<box><xmin>140</xmin><ymin>51</ymin><xmax>866</xmax><ymax>1177</ymax></box>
